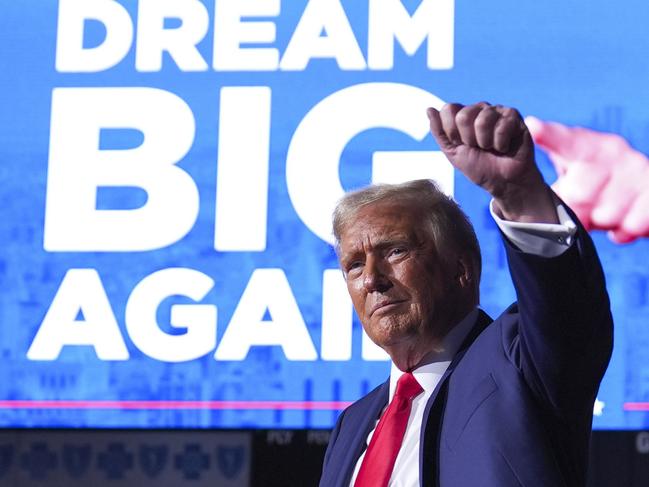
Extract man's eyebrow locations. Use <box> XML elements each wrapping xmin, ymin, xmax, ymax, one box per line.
<box><xmin>372</xmin><ymin>235</ymin><xmax>412</xmax><ymax>249</ymax></box>
<box><xmin>339</xmin><ymin>233</ymin><xmax>415</xmax><ymax>256</ymax></box>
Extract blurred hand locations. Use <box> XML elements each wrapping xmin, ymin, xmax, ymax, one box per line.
<box><xmin>526</xmin><ymin>116</ymin><xmax>649</xmax><ymax>243</ymax></box>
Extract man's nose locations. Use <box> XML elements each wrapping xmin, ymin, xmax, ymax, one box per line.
<box><xmin>363</xmin><ymin>258</ymin><xmax>392</xmax><ymax>293</ymax></box>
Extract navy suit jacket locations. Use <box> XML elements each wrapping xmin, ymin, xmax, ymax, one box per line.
<box><xmin>320</xmin><ymin>221</ymin><xmax>613</xmax><ymax>487</ymax></box>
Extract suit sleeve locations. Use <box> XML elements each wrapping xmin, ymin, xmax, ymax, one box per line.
<box><xmin>502</xmin><ymin>204</ymin><xmax>613</xmax><ymax>416</ymax></box>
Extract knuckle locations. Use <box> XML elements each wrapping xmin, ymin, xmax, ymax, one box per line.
<box><xmin>474</xmin><ymin>118</ymin><xmax>490</xmax><ymax>132</ymax></box>
<box><xmin>474</xmin><ymin>111</ymin><xmax>497</xmax><ymax>131</ymax></box>
<box><xmin>494</xmin><ymin>122</ymin><xmax>511</xmax><ymax>136</ymax></box>
<box><xmin>443</xmin><ymin>103</ymin><xmax>463</xmax><ymax>115</ymax></box>
<box><xmin>501</xmin><ymin>107</ymin><xmax>521</xmax><ymax>119</ymax></box>
<box><xmin>455</xmin><ymin>108</ymin><xmax>473</xmax><ymax>126</ymax></box>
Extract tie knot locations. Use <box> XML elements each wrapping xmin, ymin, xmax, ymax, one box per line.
<box><xmin>395</xmin><ymin>372</ymin><xmax>423</xmax><ymax>400</ymax></box>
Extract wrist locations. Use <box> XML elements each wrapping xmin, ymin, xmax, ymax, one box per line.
<box><xmin>493</xmin><ymin>184</ymin><xmax>559</xmax><ymax>224</ymax></box>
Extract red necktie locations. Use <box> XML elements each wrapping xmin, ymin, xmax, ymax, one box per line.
<box><xmin>354</xmin><ymin>372</ymin><xmax>424</xmax><ymax>487</ymax></box>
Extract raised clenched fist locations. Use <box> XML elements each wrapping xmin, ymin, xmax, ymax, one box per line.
<box><xmin>428</xmin><ymin>102</ymin><xmax>557</xmax><ymax>224</ymax></box>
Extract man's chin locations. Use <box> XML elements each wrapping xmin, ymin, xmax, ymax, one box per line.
<box><xmin>366</xmin><ymin>322</ymin><xmax>420</xmax><ymax>350</ymax></box>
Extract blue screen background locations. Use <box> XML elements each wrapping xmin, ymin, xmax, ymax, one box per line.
<box><xmin>1</xmin><ymin>0</ymin><xmax>648</xmax><ymax>429</ymax></box>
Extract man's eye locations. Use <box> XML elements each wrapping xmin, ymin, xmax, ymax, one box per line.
<box><xmin>348</xmin><ymin>261</ymin><xmax>363</xmax><ymax>271</ymax></box>
<box><xmin>388</xmin><ymin>247</ymin><xmax>406</xmax><ymax>257</ymax></box>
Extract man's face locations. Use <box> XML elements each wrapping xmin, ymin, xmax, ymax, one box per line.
<box><xmin>338</xmin><ymin>201</ymin><xmax>457</xmax><ymax>362</ymax></box>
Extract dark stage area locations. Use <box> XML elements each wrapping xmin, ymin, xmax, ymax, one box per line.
<box><xmin>0</xmin><ymin>429</ymin><xmax>646</xmax><ymax>486</ymax></box>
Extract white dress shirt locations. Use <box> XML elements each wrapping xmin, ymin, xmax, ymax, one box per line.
<box><xmin>349</xmin><ymin>201</ymin><xmax>577</xmax><ymax>487</ymax></box>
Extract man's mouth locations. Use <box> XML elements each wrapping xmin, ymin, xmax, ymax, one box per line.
<box><xmin>370</xmin><ymin>300</ymin><xmax>406</xmax><ymax>317</ymax></box>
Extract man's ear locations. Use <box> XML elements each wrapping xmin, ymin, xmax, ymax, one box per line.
<box><xmin>455</xmin><ymin>256</ymin><xmax>472</xmax><ymax>288</ymax></box>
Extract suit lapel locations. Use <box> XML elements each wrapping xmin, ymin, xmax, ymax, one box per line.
<box><xmin>419</xmin><ymin>309</ymin><xmax>493</xmax><ymax>486</ymax></box>
<box><xmin>334</xmin><ymin>381</ymin><xmax>389</xmax><ymax>486</ymax></box>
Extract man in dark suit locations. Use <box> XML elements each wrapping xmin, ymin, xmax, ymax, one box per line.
<box><xmin>319</xmin><ymin>102</ymin><xmax>613</xmax><ymax>486</ymax></box>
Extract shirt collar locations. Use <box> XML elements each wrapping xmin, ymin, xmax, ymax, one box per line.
<box><xmin>389</xmin><ymin>308</ymin><xmax>479</xmax><ymax>400</ymax></box>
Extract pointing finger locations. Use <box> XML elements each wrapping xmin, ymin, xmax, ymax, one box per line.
<box><xmin>525</xmin><ymin>116</ymin><xmax>575</xmax><ymax>154</ymax></box>
<box><xmin>525</xmin><ymin>116</ymin><xmax>601</xmax><ymax>161</ymax></box>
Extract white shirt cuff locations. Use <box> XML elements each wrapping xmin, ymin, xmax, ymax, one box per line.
<box><xmin>489</xmin><ymin>200</ymin><xmax>578</xmax><ymax>257</ymax></box>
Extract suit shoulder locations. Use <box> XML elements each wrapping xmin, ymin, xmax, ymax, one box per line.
<box><xmin>346</xmin><ymin>380</ymin><xmax>388</xmax><ymax>412</ymax></box>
